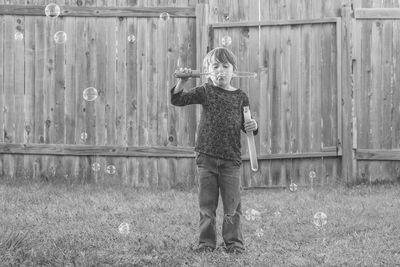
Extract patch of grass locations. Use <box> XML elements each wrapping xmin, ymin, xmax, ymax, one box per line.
<box><xmin>1</xmin><ymin>179</ymin><xmax>400</xmax><ymax>266</ymax></box>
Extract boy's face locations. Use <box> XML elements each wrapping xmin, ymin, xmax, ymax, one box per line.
<box><xmin>208</xmin><ymin>56</ymin><xmax>234</xmax><ymax>89</ymax></box>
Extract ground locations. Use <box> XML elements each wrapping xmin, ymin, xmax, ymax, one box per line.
<box><xmin>1</xmin><ymin>178</ymin><xmax>399</xmax><ymax>266</ymax></box>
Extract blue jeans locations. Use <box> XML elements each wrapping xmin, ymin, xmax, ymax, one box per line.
<box><xmin>196</xmin><ymin>153</ymin><xmax>244</xmax><ymax>250</ymax></box>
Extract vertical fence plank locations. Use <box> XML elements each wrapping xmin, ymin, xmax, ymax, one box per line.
<box><xmin>157</xmin><ymin>8</ymin><xmax>170</xmax><ymax>189</ymax></box>
<box><xmin>126</xmin><ymin>0</ymin><xmax>139</xmax><ymax>186</ymax></box>
<box><xmin>115</xmin><ymin>0</ymin><xmax>129</xmax><ymax>185</ymax></box>
<box><xmin>3</xmin><ymin>13</ymin><xmax>16</xmax><ymax>179</ymax></box>
<box><xmin>392</xmin><ymin>20</ymin><xmax>400</xmax><ymax>180</ymax></box>
<box><xmin>281</xmin><ymin>24</ymin><xmax>292</xmax><ymax>186</ymax></box>
<box><xmin>380</xmin><ymin>19</ymin><xmax>394</xmax><ymax>181</ymax></box>
<box><xmin>147</xmin><ymin>11</ymin><xmax>159</xmax><ymax>188</ymax></box>
<box><xmin>341</xmin><ymin>6</ymin><xmax>353</xmax><ymax>183</ymax></box>
<box><xmin>24</xmin><ymin>3</ymin><xmax>37</xmax><ymax>180</ymax></box>
<box><xmin>0</xmin><ymin>0</ymin><xmax>4</xmax><ymax>177</ymax></box>
<box><xmin>75</xmin><ymin>13</ymin><xmax>89</xmax><ymax>183</ymax></box>
<box><xmin>136</xmin><ymin>15</ymin><xmax>150</xmax><ymax>187</ymax></box>
<box><xmin>13</xmin><ymin>1</ymin><xmax>27</xmax><ymax>179</ymax></box>
<box><xmin>64</xmin><ymin>0</ymin><xmax>78</xmax><ymax>182</ymax></box>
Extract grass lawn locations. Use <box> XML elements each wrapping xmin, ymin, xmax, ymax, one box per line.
<box><xmin>1</xmin><ymin>179</ymin><xmax>400</xmax><ymax>266</ymax></box>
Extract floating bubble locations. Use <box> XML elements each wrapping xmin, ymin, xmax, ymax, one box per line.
<box><xmin>159</xmin><ymin>12</ymin><xmax>170</xmax><ymax>21</ymax></box>
<box><xmin>45</xmin><ymin>3</ymin><xmax>61</xmax><ymax>18</ymax></box>
<box><xmin>309</xmin><ymin>170</ymin><xmax>316</xmax><ymax>179</ymax></box>
<box><xmin>313</xmin><ymin>211</ymin><xmax>328</xmax><ymax>227</ymax></box>
<box><xmin>49</xmin><ymin>166</ymin><xmax>56</xmax><ymax>176</ymax></box>
<box><xmin>289</xmin><ymin>182</ymin><xmax>298</xmax><ymax>192</ymax></box>
<box><xmin>83</xmin><ymin>87</ymin><xmax>98</xmax><ymax>101</ymax></box>
<box><xmin>80</xmin><ymin>131</ymin><xmax>88</xmax><ymax>142</ymax></box>
<box><xmin>14</xmin><ymin>32</ymin><xmax>24</xmax><ymax>41</ymax></box>
<box><xmin>255</xmin><ymin>228</ymin><xmax>264</xmax><ymax>237</ymax></box>
<box><xmin>118</xmin><ymin>222</ymin><xmax>130</xmax><ymax>235</ymax></box>
<box><xmin>54</xmin><ymin>31</ymin><xmax>67</xmax><ymax>44</ymax></box>
<box><xmin>221</xmin><ymin>35</ymin><xmax>232</xmax><ymax>47</ymax></box>
<box><xmin>92</xmin><ymin>162</ymin><xmax>101</xmax><ymax>172</ymax></box>
<box><xmin>244</xmin><ymin>208</ymin><xmax>261</xmax><ymax>221</ymax></box>
<box><xmin>106</xmin><ymin>165</ymin><xmax>116</xmax><ymax>175</ymax></box>
<box><xmin>274</xmin><ymin>210</ymin><xmax>281</xmax><ymax>219</ymax></box>
<box><xmin>127</xmin><ymin>35</ymin><xmax>136</xmax><ymax>43</ymax></box>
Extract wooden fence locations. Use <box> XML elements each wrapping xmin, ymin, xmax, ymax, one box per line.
<box><xmin>2</xmin><ymin>0</ymin><xmax>400</xmax><ymax>188</ymax></box>
<box><xmin>0</xmin><ymin>0</ymin><xmax>200</xmax><ymax>189</ymax></box>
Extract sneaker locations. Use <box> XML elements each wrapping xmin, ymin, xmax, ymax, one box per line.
<box><xmin>225</xmin><ymin>246</ymin><xmax>245</xmax><ymax>254</ymax></box>
<box><xmin>193</xmin><ymin>246</ymin><xmax>215</xmax><ymax>253</ymax></box>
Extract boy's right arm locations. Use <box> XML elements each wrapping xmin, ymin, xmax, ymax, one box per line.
<box><xmin>170</xmin><ymin>68</ymin><xmax>206</xmax><ymax>106</ymax></box>
<box><xmin>172</xmin><ymin>78</ymin><xmax>188</xmax><ymax>94</ymax></box>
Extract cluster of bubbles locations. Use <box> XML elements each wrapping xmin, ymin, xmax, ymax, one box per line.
<box><xmin>26</xmin><ymin>4</ymin><xmax>171</xmax><ymax>45</ymax></box>
<box><xmin>91</xmin><ymin>162</ymin><xmax>117</xmax><ymax>175</ymax></box>
<box><xmin>244</xmin><ymin>170</ymin><xmax>328</xmax><ymax>237</ymax></box>
<box><xmin>14</xmin><ymin>3</ymin><xmax>172</xmax><ymax>58</ymax></box>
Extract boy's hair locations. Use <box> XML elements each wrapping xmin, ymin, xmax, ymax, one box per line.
<box><xmin>203</xmin><ymin>47</ymin><xmax>238</xmax><ymax>73</ymax></box>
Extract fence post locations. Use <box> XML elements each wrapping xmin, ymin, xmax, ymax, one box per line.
<box><xmin>341</xmin><ymin>5</ymin><xmax>356</xmax><ymax>184</ymax></box>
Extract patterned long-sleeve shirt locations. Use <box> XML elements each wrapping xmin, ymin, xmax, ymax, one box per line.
<box><xmin>171</xmin><ymin>83</ymin><xmax>258</xmax><ymax>165</ymax></box>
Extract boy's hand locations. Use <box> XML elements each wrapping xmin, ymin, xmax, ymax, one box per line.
<box><xmin>245</xmin><ymin>119</ymin><xmax>258</xmax><ymax>133</ymax></box>
<box><xmin>174</xmin><ymin>67</ymin><xmax>192</xmax><ymax>82</ymax></box>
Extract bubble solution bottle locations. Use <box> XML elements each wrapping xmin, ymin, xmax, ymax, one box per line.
<box><xmin>243</xmin><ymin>106</ymin><xmax>258</xmax><ymax>172</ymax></box>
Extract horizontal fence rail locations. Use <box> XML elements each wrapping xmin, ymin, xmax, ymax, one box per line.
<box><xmin>0</xmin><ymin>144</ymin><xmax>196</xmax><ymax>157</ymax></box>
<box><xmin>0</xmin><ymin>144</ymin><xmax>337</xmax><ymax>159</ymax></box>
<box><xmin>0</xmin><ymin>5</ymin><xmax>196</xmax><ymax>17</ymax></box>
<box><xmin>210</xmin><ymin>18</ymin><xmax>339</xmax><ymax>28</ymax></box>
<box><xmin>356</xmin><ymin>149</ymin><xmax>400</xmax><ymax>161</ymax></box>
<box><xmin>355</xmin><ymin>8</ymin><xmax>400</xmax><ymax>19</ymax></box>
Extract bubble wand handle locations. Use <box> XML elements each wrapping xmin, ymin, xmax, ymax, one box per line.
<box><xmin>243</xmin><ymin>106</ymin><xmax>258</xmax><ymax>172</ymax></box>
<box><xmin>173</xmin><ymin>70</ymin><xmax>202</xmax><ymax>78</ymax></box>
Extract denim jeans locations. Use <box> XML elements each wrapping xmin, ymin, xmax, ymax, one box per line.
<box><xmin>196</xmin><ymin>153</ymin><xmax>244</xmax><ymax>250</ymax></box>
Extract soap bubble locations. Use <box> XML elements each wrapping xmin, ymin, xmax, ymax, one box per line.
<box><xmin>54</xmin><ymin>31</ymin><xmax>67</xmax><ymax>44</ymax></box>
<box><xmin>106</xmin><ymin>165</ymin><xmax>116</xmax><ymax>175</ymax></box>
<box><xmin>159</xmin><ymin>12</ymin><xmax>170</xmax><ymax>21</ymax></box>
<box><xmin>127</xmin><ymin>35</ymin><xmax>136</xmax><ymax>43</ymax></box>
<box><xmin>289</xmin><ymin>182</ymin><xmax>297</xmax><ymax>192</ymax></box>
<box><xmin>49</xmin><ymin>166</ymin><xmax>56</xmax><ymax>176</ymax></box>
<box><xmin>274</xmin><ymin>210</ymin><xmax>281</xmax><ymax>219</ymax></box>
<box><xmin>221</xmin><ymin>35</ymin><xmax>232</xmax><ymax>46</ymax></box>
<box><xmin>313</xmin><ymin>212</ymin><xmax>327</xmax><ymax>227</ymax></box>
<box><xmin>92</xmin><ymin>162</ymin><xmax>101</xmax><ymax>172</ymax></box>
<box><xmin>14</xmin><ymin>32</ymin><xmax>24</xmax><ymax>41</ymax></box>
<box><xmin>309</xmin><ymin>170</ymin><xmax>316</xmax><ymax>179</ymax></box>
<box><xmin>83</xmin><ymin>87</ymin><xmax>98</xmax><ymax>101</ymax></box>
<box><xmin>80</xmin><ymin>132</ymin><xmax>88</xmax><ymax>142</ymax></box>
<box><xmin>118</xmin><ymin>222</ymin><xmax>130</xmax><ymax>235</ymax></box>
<box><xmin>45</xmin><ymin>3</ymin><xmax>61</xmax><ymax>18</ymax></box>
<box><xmin>244</xmin><ymin>208</ymin><xmax>261</xmax><ymax>221</ymax></box>
<box><xmin>255</xmin><ymin>228</ymin><xmax>264</xmax><ymax>237</ymax></box>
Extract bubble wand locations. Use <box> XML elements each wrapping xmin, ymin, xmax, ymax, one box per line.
<box><xmin>243</xmin><ymin>106</ymin><xmax>258</xmax><ymax>172</ymax></box>
<box><xmin>173</xmin><ymin>70</ymin><xmax>257</xmax><ymax>79</ymax></box>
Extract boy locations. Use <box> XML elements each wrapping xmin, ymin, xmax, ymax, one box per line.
<box><xmin>171</xmin><ymin>47</ymin><xmax>258</xmax><ymax>254</ymax></box>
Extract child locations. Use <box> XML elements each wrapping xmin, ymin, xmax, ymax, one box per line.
<box><xmin>170</xmin><ymin>47</ymin><xmax>258</xmax><ymax>254</ymax></box>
